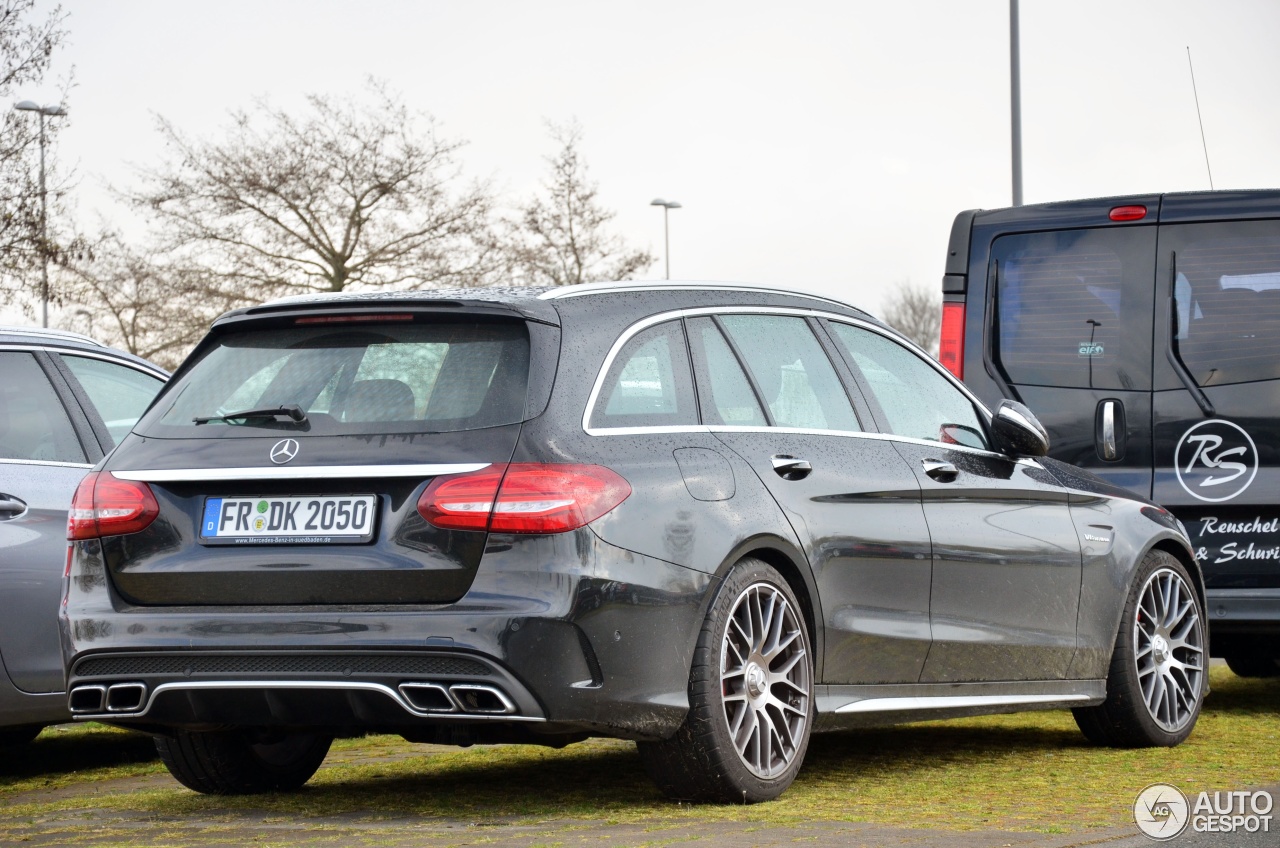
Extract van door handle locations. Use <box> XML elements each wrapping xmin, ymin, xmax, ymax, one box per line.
<box><xmin>0</xmin><ymin>495</ymin><xmax>27</xmax><ymax>519</ymax></box>
<box><xmin>922</xmin><ymin>459</ymin><xmax>958</xmax><ymax>482</ymax></box>
<box><xmin>1095</xmin><ymin>399</ymin><xmax>1126</xmax><ymax>461</ymax></box>
<box><xmin>771</xmin><ymin>455</ymin><xmax>812</xmax><ymax>480</ymax></box>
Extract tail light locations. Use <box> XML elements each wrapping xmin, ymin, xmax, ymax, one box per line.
<box><xmin>1109</xmin><ymin>205</ymin><xmax>1147</xmax><ymax>222</ymax></box>
<box><xmin>67</xmin><ymin>472</ymin><xmax>160</xmax><ymax>540</ymax></box>
<box><xmin>939</xmin><ymin>300</ymin><xmax>966</xmax><ymax>379</ymax></box>
<box><xmin>418</xmin><ymin>463</ymin><xmax>631</xmax><ymax>534</ymax></box>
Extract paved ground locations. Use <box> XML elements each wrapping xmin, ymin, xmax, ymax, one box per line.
<box><xmin>4</xmin><ymin>804</ymin><xmax>1274</xmax><ymax>847</ymax></box>
<box><xmin>3</xmin><ymin>752</ymin><xmax>1273</xmax><ymax>848</ymax></box>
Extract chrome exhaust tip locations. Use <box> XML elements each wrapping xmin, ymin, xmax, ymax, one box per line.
<box><xmin>449</xmin><ymin>684</ymin><xmax>516</xmax><ymax>715</ymax></box>
<box><xmin>398</xmin><ymin>682</ymin><xmax>457</xmax><ymax>713</ymax></box>
<box><xmin>105</xmin><ymin>682</ymin><xmax>147</xmax><ymax>712</ymax></box>
<box><xmin>68</xmin><ymin>684</ymin><xmax>107</xmax><ymax>714</ymax></box>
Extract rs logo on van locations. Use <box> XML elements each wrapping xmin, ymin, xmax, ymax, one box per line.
<box><xmin>1175</xmin><ymin>419</ymin><xmax>1259</xmax><ymax>503</ymax></box>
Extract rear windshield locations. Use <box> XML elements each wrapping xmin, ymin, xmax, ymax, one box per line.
<box><xmin>139</xmin><ymin>321</ymin><xmax>530</xmax><ymax>437</ymax></box>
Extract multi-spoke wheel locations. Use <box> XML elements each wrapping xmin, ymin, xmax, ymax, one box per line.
<box><xmin>1073</xmin><ymin>550</ymin><xmax>1207</xmax><ymax>748</ymax></box>
<box><xmin>1133</xmin><ymin>567</ymin><xmax>1205</xmax><ymax>732</ymax></box>
<box><xmin>719</xmin><ymin>582</ymin><xmax>811</xmax><ymax>779</ymax></box>
<box><xmin>637</xmin><ymin>557</ymin><xmax>814</xmax><ymax>802</ymax></box>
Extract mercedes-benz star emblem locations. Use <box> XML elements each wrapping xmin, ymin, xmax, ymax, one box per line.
<box><xmin>269</xmin><ymin>438</ymin><xmax>300</xmax><ymax>465</ymax></box>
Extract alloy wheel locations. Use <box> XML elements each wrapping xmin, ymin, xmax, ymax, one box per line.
<box><xmin>719</xmin><ymin>582</ymin><xmax>811</xmax><ymax>779</ymax></box>
<box><xmin>1134</xmin><ymin>567</ymin><xmax>1205</xmax><ymax>732</ymax></box>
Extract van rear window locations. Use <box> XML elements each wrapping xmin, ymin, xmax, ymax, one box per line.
<box><xmin>991</xmin><ymin>227</ymin><xmax>1154</xmax><ymax>390</ymax></box>
<box><xmin>1172</xmin><ymin>221</ymin><xmax>1280</xmax><ymax>386</ymax></box>
<box><xmin>141</xmin><ymin>321</ymin><xmax>529</xmax><ymax>436</ymax></box>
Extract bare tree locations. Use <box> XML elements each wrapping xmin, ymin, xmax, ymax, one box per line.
<box><xmin>125</xmin><ymin>81</ymin><xmax>503</xmax><ymax>305</ymax></box>
<box><xmin>0</xmin><ymin>0</ymin><xmax>71</xmax><ymax>307</ymax></box>
<box><xmin>58</xmin><ymin>231</ymin><xmax>234</xmax><ymax>369</ymax></box>
<box><xmin>511</xmin><ymin>121</ymin><xmax>652</xmax><ymax>286</ymax></box>
<box><xmin>881</xmin><ymin>280</ymin><xmax>941</xmax><ymax>357</ymax></box>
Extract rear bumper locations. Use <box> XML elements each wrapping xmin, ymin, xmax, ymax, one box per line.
<box><xmin>62</xmin><ymin>529</ymin><xmax>715</xmax><ymax>741</ymax></box>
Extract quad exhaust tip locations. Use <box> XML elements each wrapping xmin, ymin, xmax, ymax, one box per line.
<box><xmin>69</xmin><ymin>679</ymin><xmax>512</xmax><ymax>718</ymax></box>
<box><xmin>69</xmin><ymin>682</ymin><xmax>147</xmax><ymax>714</ymax></box>
<box><xmin>398</xmin><ymin>682</ymin><xmax>516</xmax><ymax>715</ymax></box>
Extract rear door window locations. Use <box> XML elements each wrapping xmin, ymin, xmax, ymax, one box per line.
<box><xmin>1168</xmin><ymin>220</ymin><xmax>1280</xmax><ymax>386</ymax></box>
<box><xmin>685</xmin><ymin>317</ymin><xmax>767</xmax><ymax>427</ymax></box>
<box><xmin>716</xmin><ymin>314</ymin><xmax>860</xmax><ymax>432</ymax></box>
<box><xmin>59</xmin><ymin>354</ymin><xmax>165</xmax><ymax>447</ymax></box>
<box><xmin>0</xmin><ymin>352</ymin><xmax>86</xmax><ymax>463</ymax></box>
<box><xmin>142</xmin><ymin>321</ymin><xmax>530</xmax><ymax>436</ymax></box>
<box><xmin>991</xmin><ymin>227</ymin><xmax>1155</xmax><ymax>390</ymax></box>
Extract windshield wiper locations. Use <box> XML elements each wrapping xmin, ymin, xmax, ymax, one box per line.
<box><xmin>193</xmin><ymin>404</ymin><xmax>308</xmax><ymax>425</ymax></box>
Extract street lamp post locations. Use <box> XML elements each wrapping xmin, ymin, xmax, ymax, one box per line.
<box><xmin>650</xmin><ymin>198</ymin><xmax>681</xmax><ymax>280</ymax></box>
<box><xmin>14</xmin><ymin>100</ymin><xmax>67</xmax><ymax>328</ymax></box>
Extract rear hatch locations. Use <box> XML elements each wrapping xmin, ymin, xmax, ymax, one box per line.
<box><xmin>100</xmin><ymin>301</ymin><xmax>558</xmax><ymax>606</ymax></box>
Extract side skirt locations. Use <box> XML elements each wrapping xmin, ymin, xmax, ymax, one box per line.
<box><xmin>814</xmin><ymin>679</ymin><xmax>1106</xmax><ymax>731</ymax></box>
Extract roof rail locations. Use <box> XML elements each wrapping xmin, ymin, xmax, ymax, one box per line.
<box><xmin>537</xmin><ymin>280</ymin><xmax>859</xmax><ymax>311</ymax></box>
<box><xmin>0</xmin><ymin>325</ymin><xmax>104</xmax><ymax>347</ymax></box>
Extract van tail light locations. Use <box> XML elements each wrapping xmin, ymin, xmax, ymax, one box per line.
<box><xmin>67</xmin><ymin>472</ymin><xmax>160</xmax><ymax>541</ymax></box>
<box><xmin>418</xmin><ymin>463</ymin><xmax>631</xmax><ymax>534</ymax></box>
<box><xmin>939</xmin><ymin>301</ymin><xmax>966</xmax><ymax>379</ymax></box>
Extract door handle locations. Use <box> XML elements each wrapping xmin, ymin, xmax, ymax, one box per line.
<box><xmin>922</xmin><ymin>459</ymin><xmax>958</xmax><ymax>482</ymax></box>
<box><xmin>1095</xmin><ymin>399</ymin><xmax>1126</xmax><ymax>462</ymax></box>
<box><xmin>0</xmin><ymin>495</ymin><xmax>27</xmax><ymax>519</ymax></box>
<box><xmin>771</xmin><ymin>455</ymin><xmax>812</xmax><ymax>481</ymax></box>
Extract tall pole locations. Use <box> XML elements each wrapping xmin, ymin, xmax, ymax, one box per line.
<box><xmin>650</xmin><ymin>198</ymin><xmax>681</xmax><ymax>280</ymax></box>
<box><xmin>662</xmin><ymin>205</ymin><xmax>670</xmax><ymax>280</ymax></box>
<box><xmin>15</xmin><ymin>100</ymin><xmax>66</xmax><ymax>328</ymax></box>
<box><xmin>37</xmin><ymin>110</ymin><xmax>48</xmax><ymax>328</ymax></box>
<box><xmin>1010</xmin><ymin>0</ymin><xmax>1023</xmax><ymax>207</ymax></box>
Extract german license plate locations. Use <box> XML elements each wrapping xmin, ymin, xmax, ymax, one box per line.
<box><xmin>200</xmin><ymin>495</ymin><xmax>376</xmax><ymax>545</ymax></box>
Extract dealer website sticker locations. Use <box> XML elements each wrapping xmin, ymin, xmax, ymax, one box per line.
<box><xmin>1175</xmin><ymin>419</ymin><xmax>1258</xmax><ymax>503</ymax></box>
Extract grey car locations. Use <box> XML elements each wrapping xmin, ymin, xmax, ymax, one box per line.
<box><xmin>0</xmin><ymin>326</ymin><xmax>166</xmax><ymax>746</ymax></box>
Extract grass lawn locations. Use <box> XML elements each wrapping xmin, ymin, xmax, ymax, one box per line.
<box><xmin>2</xmin><ymin>666</ymin><xmax>1276</xmax><ymax>835</ymax></box>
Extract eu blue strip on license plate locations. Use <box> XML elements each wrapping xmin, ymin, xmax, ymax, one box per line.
<box><xmin>199</xmin><ymin>495</ymin><xmax>376</xmax><ymax>544</ymax></box>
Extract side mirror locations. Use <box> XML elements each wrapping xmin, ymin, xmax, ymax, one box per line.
<box><xmin>991</xmin><ymin>400</ymin><xmax>1050</xmax><ymax>458</ymax></box>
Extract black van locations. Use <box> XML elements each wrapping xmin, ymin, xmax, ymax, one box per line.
<box><xmin>941</xmin><ymin>190</ymin><xmax>1280</xmax><ymax>675</ymax></box>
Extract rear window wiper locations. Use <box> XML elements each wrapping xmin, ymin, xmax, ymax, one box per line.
<box><xmin>193</xmin><ymin>404</ymin><xmax>309</xmax><ymax>425</ymax></box>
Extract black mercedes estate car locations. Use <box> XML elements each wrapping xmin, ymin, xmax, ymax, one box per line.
<box><xmin>62</xmin><ymin>282</ymin><xmax>1207</xmax><ymax>802</ymax></box>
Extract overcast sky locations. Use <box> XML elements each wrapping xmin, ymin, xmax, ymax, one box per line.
<box><xmin>17</xmin><ymin>0</ymin><xmax>1280</xmax><ymax>324</ymax></box>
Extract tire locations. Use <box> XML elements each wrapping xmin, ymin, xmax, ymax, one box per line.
<box><xmin>637</xmin><ymin>557</ymin><xmax>814</xmax><ymax>803</ymax></box>
<box><xmin>0</xmin><ymin>724</ymin><xmax>42</xmax><ymax>748</ymax></box>
<box><xmin>155</xmin><ymin>729</ymin><xmax>332</xmax><ymax>794</ymax></box>
<box><xmin>1072</xmin><ymin>550</ymin><xmax>1207</xmax><ymax>748</ymax></box>
<box><xmin>1224</xmin><ymin>653</ymin><xmax>1280</xmax><ymax>678</ymax></box>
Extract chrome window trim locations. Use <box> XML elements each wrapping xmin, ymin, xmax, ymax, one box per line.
<box><xmin>0</xmin><ymin>343</ymin><xmax>166</xmax><ymax>379</ymax></box>
<box><xmin>583</xmin><ymin>306</ymin><xmax>999</xmax><ymax>452</ymax></box>
<box><xmin>70</xmin><ymin>679</ymin><xmax>545</xmax><ymax>723</ymax></box>
<box><xmin>586</xmin><ymin>421</ymin><xmax>1012</xmax><ymax>461</ymax></box>
<box><xmin>111</xmin><ymin>462</ymin><xmax>489</xmax><ymax>483</ymax></box>
<box><xmin>0</xmin><ymin>458</ymin><xmax>93</xmax><ymax>469</ymax></box>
